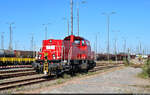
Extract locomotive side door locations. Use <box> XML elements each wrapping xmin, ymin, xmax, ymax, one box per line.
<box><xmin>80</xmin><ymin>40</ymin><xmax>88</xmax><ymax>60</ymax></box>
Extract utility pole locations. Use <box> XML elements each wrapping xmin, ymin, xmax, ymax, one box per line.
<box><xmin>102</xmin><ymin>12</ymin><xmax>116</xmax><ymax>63</ymax></box>
<box><xmin>70</xmin><ymin>0</ymin><xmax>73</xmax><ymax>35</ymax></box>
<box><xmin>1</xmin><ymin>32</ymin><xmax>4</xmax><ymax>50</ymax></box>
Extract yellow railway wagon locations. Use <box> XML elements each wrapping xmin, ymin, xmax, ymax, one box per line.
<box><xmin>0</xmin><ymin>57</ymin><xmax>35</xmax><ymax>65</ymax></box>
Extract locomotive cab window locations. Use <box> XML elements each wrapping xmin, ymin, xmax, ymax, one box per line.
<box><xmin>82</xmin><ymin>40</ymin><xmax>86</xmax><ymax>46</ymax></box>
<box><xmin>74</xmin><ymin>40</ymin><xmax>80</xmax><ymax>45</ymax></box>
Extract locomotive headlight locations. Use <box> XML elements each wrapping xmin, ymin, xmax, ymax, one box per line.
<box><xmin>52</xmin><ymin>54</ymin><xmax>56</xmax><ymax>59</ymax></box>
<box><xmin>49</xmin><ymin>40</ymin><xmax>52</xmax><ymax>43</ymax></box>
<box><xmin>39</xmin><ymin>55</ymin><xmax>41</xmax><ymax>59</ymax></box>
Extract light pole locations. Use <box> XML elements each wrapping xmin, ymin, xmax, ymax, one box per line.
<box><xmin>1</xmin><ymin>32</ymin><xmax>4</xmax><ymax>50</ymax></box>
<box><xmin>70</xmin><ymin>0</ymin><xmax>73</xmax><ymax>35</ymax></box>
<box><xmin>96</xmin><ymin>34</ymin><xmax>97</xmax><ymax>56</ymax></box>
<box><xmin>102</xmin><ymin>12</ymin><xmax>116</xmax><ymax>63</ymax></box>
<box><xmin>113</xmin><ymin>30</ymin><xmax>120</xmax><ymax>63</ymax></box>
<box><xmin>42</xmin><ymin>23</ymin><xmax>51</xmax><ymax>40</ymax></box>
<box><xmin>7</xmin><ymin>22</ymin><xmax>15</xmax><ymax>50</ymax></box>
<box><xmin>76</xmin><ymin>0</ymin><xmax>87</xmax><ymax>36</ymax></box>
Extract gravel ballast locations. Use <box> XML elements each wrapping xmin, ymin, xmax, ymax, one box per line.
<box><xmin>41</xmin><ymin>67</ymin><xmax>150</xmax><ymax>93</ymax></box>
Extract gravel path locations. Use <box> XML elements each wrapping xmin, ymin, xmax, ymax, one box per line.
<box><xmin>41</xmin><ymin>67</ymin><xmax>150</xmax><ymax>94</ymax></box>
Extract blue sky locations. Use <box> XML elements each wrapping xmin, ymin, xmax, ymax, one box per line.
<box><xmin>0</xmin><ymin>0</ymin><xmax>150</xmax><ymax>54</ymax></box>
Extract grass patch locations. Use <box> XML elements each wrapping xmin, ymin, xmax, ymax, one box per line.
<box><xmin>123</xmin><ymin>58</ymin><xmax>130</xmax><ymax>66</ymax></box>
<box><xmin>138</xmin><ymin>59</ymin><xmax>150</xmax><ymax>78</ymax></box>
<box><xmin>87</xmin><ymin>72</ymin><xmax>95</xmax><ymax>76</ymax></box>
<box><xmin>15</xmin><ymin>86</ymin><xmax>24</xmax><ymax>91</ymax></box>
<box><xmin>109</xmin><ymin>60</ymin><xmax>113</xmax><ymax>64</ymax></box>
<box><xmin>56</xmin><ymin>78</ymin><xmax>64</xmax><ymax>84</ymax></box>
<box><xmin>129</xmin><ymin>84</ymin><xmax>150</xmax><ymax>88</ymax></box>
<box><xmin>123</xmin><ymin>58</ymin><xmax>134</xmax><ymax>67</ymax></box>
<box><xmin>75</xmin><ymin>73</ymin><xmax>82</xmax><ymax>77</ymax></box>
<box><xmin>63</xmin><ymin>74</ymin><xmax>71</xmax><ymax>79</ymax></box>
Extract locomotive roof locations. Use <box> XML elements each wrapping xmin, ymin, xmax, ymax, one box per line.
<box><xmin>64</xmin><ymin>35</ymin><xmax>88</xmax><ymax>41</ymax></box>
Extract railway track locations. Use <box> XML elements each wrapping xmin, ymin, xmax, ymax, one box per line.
<box><xmin>0</xmin><ymin>65</ymin><xmax>32</xmax><ymax>69</ymax></box>
<box><xmin>0</xmin><ymin>68</ymin><xmax>35</xmax><ymax>74</ymax></box>
<box><xmin>0</xmin><ymin>63</ymin><xmax>123</xmax><ymax>92</ymax></box>
<box><xmin>90</xmin><ymin>64</ymin><xmax>123</xmax><ymax>72</ymax></box>
<box><xmin>0</xmin><ymin>75</ymin><xmax>55</xmax><ymax>91</ymax></box>
<box><xmin>0</xmin><ymin>71</ymin><xmax>37</xmax><ymax>79</ymax></box>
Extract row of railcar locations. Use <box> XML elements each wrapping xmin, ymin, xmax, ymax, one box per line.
<box><xmin>0</xmin><ymin>49</ymin><xmax>36</xmax><ymax>58</ymax></box>
<box><xmin>148</xmin><ymin>55</ymin><xmax>150</xmax><ymax>59</ymax></box>
<box><xmin>96</xmin><ymin>53</ymin><xmax>136</xmax><ymax>61</ymax></box>
<box><xmin>0</xmin><ymin>49</ymin><xmax>36</xmax><ymax>66</ymax></box>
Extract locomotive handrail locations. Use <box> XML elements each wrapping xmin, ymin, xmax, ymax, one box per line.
<box><xmin>68</xmin><ymin>46</ymin><xmax>72</xmax><ymax>65</ymax></box>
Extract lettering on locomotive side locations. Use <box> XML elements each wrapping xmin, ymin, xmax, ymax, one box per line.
<box><xmin>46</xmin><ymin>45</ymin><xmax>55</xmax><ymax>50</ymax></box>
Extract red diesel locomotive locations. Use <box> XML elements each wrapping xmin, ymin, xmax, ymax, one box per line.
<box><xmin>32</xmin><ymin>35</ymin><xmax>96</xmax><ymax>75</ymax></box>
